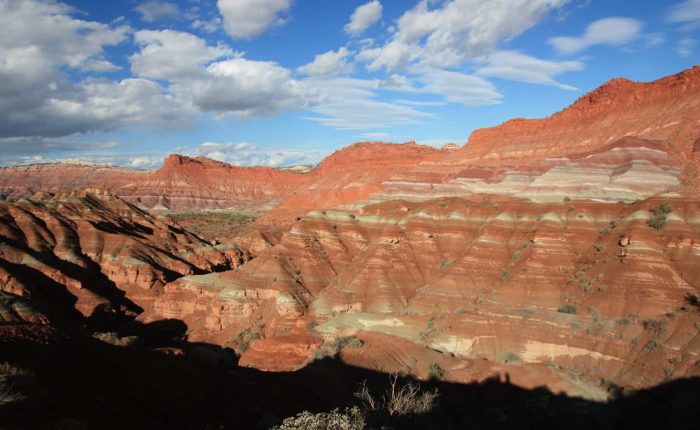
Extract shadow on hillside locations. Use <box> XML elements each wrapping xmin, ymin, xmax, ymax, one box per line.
<box><xmin>1</xmin><ymin>318</ymin><xmax>699</xmax><ymax>430</ymax></box>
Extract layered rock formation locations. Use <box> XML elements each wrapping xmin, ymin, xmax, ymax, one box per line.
<box><xmin>146</xmin><ymin>67</ymin><xmax>700</xmax><ymax>398</ymax></box>
<box><xmin>0</xmin><ymin>191</ymin><xmax>249</xmax><ymax>321</ymax></box>
<box><xmin>0</xmin><ymin>155</ymin><xmax>313</xmax><ymax>212</ymax></box>
<box><xmin>2</xmin><ymin>67</ymin><xmax>700</xmax><ymax>401</ymax></box>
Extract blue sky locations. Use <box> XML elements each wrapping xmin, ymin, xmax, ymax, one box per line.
<box><xmin>0</xmin><ymin>0</ymin><xmax>698</xmax><ymax>168</ymax></box>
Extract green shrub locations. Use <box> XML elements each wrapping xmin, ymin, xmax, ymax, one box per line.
<box><xmin>312</xmin><ymin>336</ymin><xmax>364</xmax><ymax>361</ymax></box>
<box><xmin>642</xmin><ymin>319</ymin><xmax>665</xmax><ymax>334</ymax></box>
<box><xmin>500</xmin><ymin>269</ymin><xmax>509</xmax><ymax>282</ymax></box>
<box><xmin>647</xmin><ymin>203</ymin><xmax>672</xmax><ymax>230</ymax></box>
<box><xmin>643</xmin><ymin>340</ymin><xmax>663</xmax><ymax>352</ymax></box>
<box><xmin>558</xmin><ymin>304</ymin><xmax>578</xmax><ymax>314</ymax></box>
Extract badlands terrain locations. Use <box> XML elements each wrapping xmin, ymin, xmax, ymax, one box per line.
<box><xmin>1</xmin><ymin>67</ymin><xmax>700</xmax><ymax>428</ymax></box>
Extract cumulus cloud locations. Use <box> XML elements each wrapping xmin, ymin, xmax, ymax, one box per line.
<box><xmin>357</xmin><ymin>0</ymin><xmax>566</xmax><ymax>71</ymax></box>
<box><xmin>217</xmin><ymin>0</ymin><xmax>291</xmax><ymax>39</ymax></box>
<box><xmin>135</xmin><ymin>1</ymin><xmax>182</xmax><ymax>22</ymax></box>
<box><xmin>297</xmin><ymin>47</ymin><xmax>353</xmax><ymax>77</ymax></box>
<box><xmin>676</xmin><ymin>38</ymin><xmax>697</xmax><ymax>57</ymax></box>
<box><xmin>476</xmin><ymin>50</ymin><xmax>584</xmax><ymax>90</ymax></box>
<box><xmin>130</xmin><ymin>30</ymin><xmax>233</xmax><ymax>80</ymax></box>
<box><xmin>549</xmin><ymin>17</ymin><xmax>643</xmax><ymax>54</ymax></box>
<box><xmin>180</xmin><ymin>141</ymin><xmax>324</xmax><ymax>167</ymax></box>
<box><xmin>0</xmin><ymin>0</ymin><xmax>195</xmax><ymax>139</ymax></box>
<box><xmin>345</xmin><ymin>1</ymin><xmax>383</xmax><ymax>36</ymax></box>
<box><xmin>668</xmin><ymin>0</ymin><xmax>700</xmax><ymax>30</ymax></box>
<box><xmin>190</xmin><ymin>58</ymin><xmax>310</xmax><ymax>118</ymax></box>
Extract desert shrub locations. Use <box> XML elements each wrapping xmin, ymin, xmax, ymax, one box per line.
<box><xmin>92</xmin><ymin>332</ymin><xmax>140</xmax><ymax>347</ymax></box>
<box><xmin>500</xmin><ymin>269</ymin><xmax>509</xmax><ymax>282</ymax></box>
<box><xmin>558</xmin><ymin>304</ymin><xmax>578</xmax><ymax>314</ymax></box>
<box><xmin>427</xmin><ymin>363</ymin><xmax>444</xmax><ymax>380</ymax></box>
<box><xmin>305</xmin><ymin>320</ymin><xmax>319</xmax><ymax>331</ymax></box>
<box><xmin>0</xmin><ymin>362</ymin><xmax>32</xmax><ymax>405</ymax></box>
<box><xmin>684</xmin><ymin>293</ymin><xmax>700</xmax><ymax>309</ymax></box>
<box><xmin>647</xmin><ymin>203</ymin><xmax>672</xmax><ymax>230</ymax></box>
<box><xmin>593</xmin><ymin>243</ymin><xmax>605</xmax><ymax>252</ymax></box>
<box><xmin>643</xmin><ymin>340</ymin><xmax>663</xmax><ymax>352</ymax></box>
<box><xmin>312</xmin><ymin>336</ymin><xmax>363</xmax><ymax>361</ymax></box>
<box><xmin>355</xmin><ymin>374</ymin><xmax>439</xmax><ymax>417</ymax></box>
<box><xmin>272</xmin><ymin>407</ymin><xmax>366</xmax><ymax>430</ymax></box>
<box><xmin>438</xmin><ymin>259</ymin><xmax>453</xmax><ymax>272</ymax></box>
<box><xmin>642</xmin><ymin>319</ymin><xmax>665</xmax><ymax>334</ymax></box>
<box><xmin>502</xmin><ymin>352</ymin><xmax>521</xmax><ymax>363</ymax></box>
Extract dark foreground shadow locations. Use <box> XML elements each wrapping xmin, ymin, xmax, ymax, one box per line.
<box><xmin>1</xmin><ymin>325</ymin><xmax>699</xmax><ymax>430</ymax></box>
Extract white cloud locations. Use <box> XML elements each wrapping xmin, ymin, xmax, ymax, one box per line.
<box><xmin>476</xmin><ymin>50</ymin><xmax>584</xmax><ymax>90</ymax></box>
<box><xmin>345</xmin><ymin>1</ymin><xmax>383</xmax><ymax>36</ymax></box>
<box><xmin>676</xmin><ymin>38</ymin><xmax>697</xmax><ymax>57</ymax></box>
<box><xmin>668</xmin><ymin>0</ymin><xmax>700</xmax><ymax>30</ymax></box>
<box><xmin>0</xmin><ymin>0</ymin><xmax>128</xmax><ymax>72</ymax></box>
<box><xmin>298</xmin><ymin>47</ymin><xmax>352</xmax><ymax>77</ymax></box>
<box><xmin>415</xmin><ymin>68</ymin><xmax>502</xmax><ymax>106</ymax></box>
<box><xmin>0</xmin><ymin>0</ymin><xmax>193</xmax><ymax>138</ymax></box>
<box><xmin>357</xmin><ymin>0</ymin><xmax>567</xmax><ymax>71</ymax></box>
<box><xmin>217</xmin><ymin>0</ymin><xmax>291</xmax><ymax>39</ymax></box>
<box><xmin>181</xmin><ymin>141</ymin><xmax>323</xmax><ymax>167</ymax></box>
<box><xmin>131</xmin><ymin>30</ymin><xmax>233</xmax><ymax>80</ymax></box>
<box><xmin>304</xmin><ymin>77</ymin><xmax>431</xmax><ymax>129</ymax></box>
<box><xmin>128</xmin><ymin>30</ymin><xmax>307</xmax><ymax>119</ymax></box>
<box><xmin>549</xmin><ymin>17</ymin><xmax>643</xmax><ymax>54</ymax></box>
<box><xmin>192</xmin><ymin>16</ymin><xmax>223</xmax><ymax>33</ymax></box>
<box><xmin>190</xmin><ymin>58</ymin><xmax>310</xmax><ymax>118</ymax></box>
<box><xmin>135</xmin><ymin>1</ymin><xmax>181</xmax><ymax>22</ymax></box>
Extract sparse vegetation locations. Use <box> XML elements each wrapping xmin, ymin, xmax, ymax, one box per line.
<box><xmin>642</xmin><ymin>319</ymin><xmax>665</xmax><ymax>335</ymax></box>
<box><xmin>558</xmin><ymin>304</ymin><xmax>578</xmax><ymax>314</ymax></box>
<box><xmin>305</xmin><ymin>320</ymin><xmax>319</xmax><ymax>331</ymax></box>
<box><xmin>0</xmin><ymin>362</ymin><xmax>32</xmax><ymax>405</ymax></box>
<box><xmin>427</xmin><ymin>363</ymin><xmax>444</xmax><ymax>380</ymax></box>
<box><xmin>438</xmin><ymin>259</ymin><xmax>453</xmax><ymax>272</ymax></box>
<box><xmin>272</xmin><ymin>407</ymin><xmax>366</xmax><ymax>430</ymax></box>
<box><xmin>355</xmin><ymin>374</ymin><xmax>439</xmax><ymax>417</ymax></box>
<box><xmin>502</xmin><ymin>352</ymin><xmax>521</xmax><ymax>363</ymax></box>
<box><xmin>647</xmin><ymin>203</ymin><xmax>672</xmax><ymax>230</ymax></box>
<box><xmin>593</xmin><ymin>243</ymin><xmax>605</xmax><ymax>252</ymax></box>
<box><xmin>500</xmin><ymin>269</ymin><xmax>509</xmax><ymax>282</ymax></box>
<box><xmin>312</xmin><ymin>336</ymin><xmax>364</xmax><ymax>361</ymax></box>
<box><xmin>643</xmin><ymin>340</ymin><xmax>663</xmax><ymax>352</ymax></box>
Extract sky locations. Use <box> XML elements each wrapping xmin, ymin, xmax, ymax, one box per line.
<box><xmin>0</xmin><ymin>0</ymin><xmax>699</xmax><ymax>169</ymax></box>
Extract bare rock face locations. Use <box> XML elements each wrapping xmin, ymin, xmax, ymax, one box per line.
<box><xmin>118</xmin><ymin>154</ymin><xmax>314</xmax><ymax>211</ymax></box>
<box><xmin>3</xmin><ymin>67</ymin><xmax>700</xmax><ymax>400</ymax></box>
<box><xmin>0</xmin><ymin>155</ymin><xmax>313</xmax><ymax>212</ymax></box>
<box><xmin>145</xmin><ymin>68</ymin><xmax>700</xmax><ymax>397</ymax></box>
<box><xmin>0</xmin><ymin>191</ymin><xmax>249</xmax><ymax>321</ymax></box>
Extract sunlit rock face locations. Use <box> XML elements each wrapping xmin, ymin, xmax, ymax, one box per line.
<box><xmin>2</xmin><ymin>67</ymin><xmax>700</xmax><ymax>400</ymax></box>
<box><xmin>0</xmin><ymin>191</ymin><xmax>249</xmax><ymax>319</ymax></box>
<box><xmin>0</xmin><ymin>154</ymin><xmax>313</xmax><ymax>212</ymax></box>
<box><xmin>147</xmin><ymin>68</ymin><xmax>700</xmax><ymax>397</ymax></box>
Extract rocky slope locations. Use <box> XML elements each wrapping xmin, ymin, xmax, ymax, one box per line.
<box><xmin>0</xmin><ymin>155</ymin><xmax>313</xmax><ymax>213</ymax></box>
<box><xmin>2</xmin><ymin>67</ymin><xmax>700</xmax><ymax>403</ymax></box>
<box><xmin>0</xmin><ymin>190</ymin><xmax>249</xmax><ymax>323</ymax></box>
<box><xmin>145</xmin><ymin>67</ymin><xmax>700</xmax><ymax>398</ymax></box>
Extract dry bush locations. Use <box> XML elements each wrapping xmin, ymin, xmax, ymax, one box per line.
<box><xmin>271</xmin><ymin>406</ymin><xmax>365</xmax><ymax>430</ymax></box>
<box><xmin>355</xmin><ymin>373</ymin><xmax>439</xmax><ymax>417</ymax></box>
<box><xmin>0</xmin><ymin>362</ymin><xmax>31</xmax><ymax>405</ymax></box>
